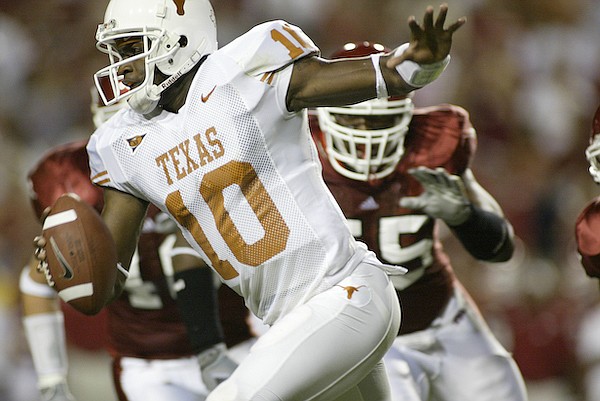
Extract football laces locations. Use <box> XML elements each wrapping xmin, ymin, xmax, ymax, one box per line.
<box><xmin>37</xmin><ymin>260</ymin><xmax>55</xmax><ymax>287</ymax></box>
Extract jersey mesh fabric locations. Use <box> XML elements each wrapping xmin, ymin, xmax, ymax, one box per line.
<box><xmin>180</xmin><ymin>62</ymin><xmax>336</xmax><ymax>324</ymax></box>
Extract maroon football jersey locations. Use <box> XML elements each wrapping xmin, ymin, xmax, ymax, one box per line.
<box><xmin>28</xmin><ymin>140</ymin><xmax>196</xmax><ymax>359</ymax></box>
<box><xmin>312</xmin><ymin>104</ymin><xmax>476</xmax><ymax>334</ymax></box>
<box><xmin>575</xmin><ymin>197</ymin><xmax>600</xmax><ymax>278</ymax></box>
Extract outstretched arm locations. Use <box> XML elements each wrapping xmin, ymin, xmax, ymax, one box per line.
<box><xmin>287</xmin><ymin>4</ymin><xmax>466</xmax><ymax>111</ymax></box>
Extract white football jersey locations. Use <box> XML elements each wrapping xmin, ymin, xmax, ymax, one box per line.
<box><xmin>88</xmin><ymin>21</ymin><xmax>370</xmax><ymax>324</ymax></box>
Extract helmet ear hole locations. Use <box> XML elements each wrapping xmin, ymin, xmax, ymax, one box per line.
<box><xmin>179</xmin><ymin>36</ymin><xmax>188</xmax><ymax>48</ymax></box>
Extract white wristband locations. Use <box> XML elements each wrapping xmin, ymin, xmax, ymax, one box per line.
<box><xmin>393</xmin><ymin>43</ymin><xmax>451</xmax><ymax>88</ymax></box>
<box><xmin>370</xmin><ymin>53</ymin><xmax>388</xmax><ymax>99</ymax></box>
<box><xmin>20</xmin><ymin>266</ymin><xmax>57</xmax><ymax>298</ymax></box>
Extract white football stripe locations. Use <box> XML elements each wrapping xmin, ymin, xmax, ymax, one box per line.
<box><xmin>58</xmin><ymin>283</ymin><xmax>93</xmax><ymax>302</ymax></box>
<box><xmin>43</xmin><ymin>210</ymin><xmax>78</xmax><ymax>230</ymax></box>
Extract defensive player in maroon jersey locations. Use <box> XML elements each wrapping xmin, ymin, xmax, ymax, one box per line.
<box><xmin>311</xmin><ymin>42</ymin><xmax>528</xmax><ymax>401</ymax></box>
<box><xmin>575</xmin><ymin>104</ymin><xmax>600</xmax><ymax>401</ymax></box>
<box><xmin>577</xmin><ymin>105</ymin><xmax>600</xmax><ymax>282</ymax></box>
<box><xmin>20</xmin><ymin>93</ymin><xmax>238</xmax><ymax>401</ymax></box>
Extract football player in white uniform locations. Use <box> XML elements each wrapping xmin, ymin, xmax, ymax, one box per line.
<box><xmin>311</xmin><ymin>41</ymin><xmax>528</xmax><ymax>401</ymax></box>
<box><xmin>35</xmin><ymin>1</ymin><xmax>466</xmax><ymax>400</ymax></box>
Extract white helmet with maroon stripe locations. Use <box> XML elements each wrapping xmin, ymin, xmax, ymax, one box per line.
<box><xmin>94</xmin><ymin>0</ymin><xmax>217</xmax><ymax>114</ymax></box>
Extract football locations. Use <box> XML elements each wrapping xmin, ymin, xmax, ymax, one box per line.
<box><xmin>42</xmin><ymin>193</ymin><xmax>117</xmax><ymax>315</ymax></box>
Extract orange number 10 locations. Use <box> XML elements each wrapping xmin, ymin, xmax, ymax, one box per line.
<box><xmin>166</xmin><ymin>160</ymin><xmax>290</xmax><ymax>280</ymax></box>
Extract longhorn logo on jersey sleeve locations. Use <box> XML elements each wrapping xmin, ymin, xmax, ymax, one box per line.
<box><xmin>336</xmin><ymin>285</ymin><xmax>366</xmax><ymax>299</ymax></box>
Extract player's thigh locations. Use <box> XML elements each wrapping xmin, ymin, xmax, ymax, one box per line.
<box><xmin>208</xmin><ymin>263</ymin><xmax>400</xmax><ymax>401</ymax></box>
<box><xmin>329</xmin><ymin>361</ymin><xmax>392</xmax><ymax>401</ymax></box>
<box><xmin>115</xmin><ymin>357</ymin><xmax>208</xmax><ymax>401</ymax></box>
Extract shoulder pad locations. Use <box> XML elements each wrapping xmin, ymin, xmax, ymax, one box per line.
<box><xmin>403</xmin><ymin>104</ymin><xmax>476</xmax><ymax>174</ymax></box>
<box><xmin>28</xmin><ymin>141</ymin><xmax>102</xmax><ymax>218</ymax></box>
<box><xmin>219</xmin><ymin>20</ymin><xmax>319</xmax><ymax>77</ymax></box>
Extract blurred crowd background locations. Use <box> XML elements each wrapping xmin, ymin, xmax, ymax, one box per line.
<box><xmin>1</xmin><ymin>0</ymin><xmax>600</xmax><ymax>400</ymax></box>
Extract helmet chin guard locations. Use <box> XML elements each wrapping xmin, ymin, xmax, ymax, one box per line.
<box><xmin>94</xmin><ymin>0</ymin><xmax>217</xmax><ymax>114</ymax></box>
<box><xmin>317</xmin><ymin>98</ymin><xmax>413</xmax><ymax>181</ymax></box>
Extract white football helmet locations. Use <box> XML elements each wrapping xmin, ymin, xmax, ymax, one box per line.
<box><xmin>586</xmin><ymin>105</ymin><xmax>600</xmax><ymax>184</ymax></box>
<box><xmin>317</xmin><ymin>42</ymin><xmax>414</xmax><ymax>181</ymax></box>
<box><xmin>94</xmin><ymin>0</ymin><xmax>217</xmax><ymax>114</ymax></box>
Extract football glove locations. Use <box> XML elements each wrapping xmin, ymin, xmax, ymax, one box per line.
<box><xmin>40</xmin><ymin>381</ymin><xmax>76</xmax><ymax>401</ymax></box>
<box><xmin>400</xmin><ymin>166</ymin><xmax>472</xmax><ymax>226</ymax></box>
<box><xmin>198</xmin><ymin>342</ymin><xmax>238</xmax><ymax>391</ymax></box>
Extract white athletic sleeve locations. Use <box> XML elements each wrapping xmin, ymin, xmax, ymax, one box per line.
<box><xmin>87</xmin><ymin>115</ymin><xmax>147</xmax><ymax>200</ymax></box>
<box><xmin>220</xmin><ymin>20</ymin><xmax>319</xmax><ymax>78</ymax></box>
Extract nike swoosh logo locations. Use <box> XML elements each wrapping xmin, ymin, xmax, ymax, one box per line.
<box><xmin>201</xmin><ymin>85</ymin><xmax>217</xmax><ymax>103</ymax></box>
<box><xmin>49</xmin><ymin>236</ymin><xmax>74</xmax><ymax>280</ymax></box>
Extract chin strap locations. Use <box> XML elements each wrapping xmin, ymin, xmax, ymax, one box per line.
<box><xmin>128</xmin><ymin>48</ymin><xmax>206</xmax><ymax>115</ymax></box>
<box><xmin>127</xmin><ymin>67</ymin><xmax>161</xmax><ymax>115</ymax></box>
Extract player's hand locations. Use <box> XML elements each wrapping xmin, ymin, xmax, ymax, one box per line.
<box><xmin>400</xmin><ymin>166</ymin><xmax>472</xmax><ymax>226</ymax></box>
<box><xmin>33</xmin><ymin>235</ymin><xmax>55</xmax><ymax>288</ymax></box>
<box><xmin>40</xmin><ymin>381</ymin><xmax>76</xmax><ymax>401</ymax></box>
<box><xmin>387</xmin><ymin>3</ymin><xmax>466</xmax><ymax>68</ymax></box>
<box><xmin>198</xmin><ymin>342</ymin><xmax>238</xmax><ymax>391</ymax></box>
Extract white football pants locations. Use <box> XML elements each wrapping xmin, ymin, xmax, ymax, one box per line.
<box><xmin>384</xmin><ymin>283</ymin><xmax>528</xmax><ymax>401</ymax></box>
<box><xmin>207</xmin><ymin>262</ymin><xmax>401</xmax><ymax>401</ymax></box>
<box><xmin>116</xmin><ymin>355</ymin><xmax>209</xmax><ymax>401</ymax></box>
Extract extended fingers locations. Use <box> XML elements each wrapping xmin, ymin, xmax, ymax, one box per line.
<box><xmin>434</xmin><ymin>4</ymin><xmax>448</xmax><ymax>30</ymax></box>
<box><xmin>408</xmin><ymin>167</ymin><xmax>438</xmax><ymax>186</ymax></box>
<box><xmin>446</xmin><ymin>17</ymin><xmax>467</xmax><ymax>34</ymax></box>
<box><xmin>423</xmin><ymin>6</ymin><xmax>435</xmax><ymax>31</ymax></box>
<box><xmin>423</xmin><ymin>4</ymin><xmax>465</xmax><ymax>34</ymax></box>
<box><xmin>407</xmin><ymin>15</ymin><xmax>421</xmax><ymax>39</ymax></box>
<box><xmin>434</xmin><ymin>167</ymin><xmax>453</xmax><ymax>185</ymax></box>
<box><xmin>410</xmin><ymin>166</ymin><xmax>458</xmax><ymax>189</ymax></box>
